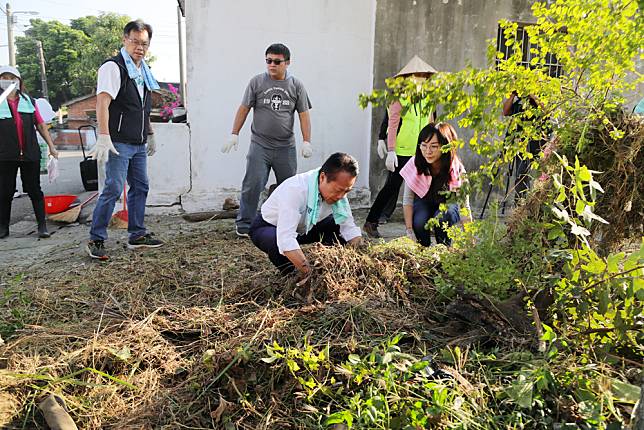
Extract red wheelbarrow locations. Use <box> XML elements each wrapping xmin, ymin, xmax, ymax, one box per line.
<box><xmin>44</xmin><ymin>195</ymin><xmax>79</xmax><ymax>214</ymax></box>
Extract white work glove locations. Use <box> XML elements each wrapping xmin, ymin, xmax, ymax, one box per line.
<box><xmin>89</xmin><ymin>134</ymin><xmax>119</xmax><ymax>164</ymax></box>
<box><xmin>377</xmin><ymin>140</ymin><xmax>387</xmax><ymax>159</ymax></box>
<box><xmin>301</xmin><ymin>141</ymin><xmax>313</xmax><ymax>158</ymax></box>
<box><xmin>221</xmin><ymin>134</ymin><xmax>239</xmax><ymax>153</ymax></box>
<box><xmin>405</xmin><ymin>228</ymin><xmax>417</xmax><ymax>242</ymax></box>
<box><xmin>385</xmin><ymin>151</ymin><xmax>398</xmax><ymax>172</ymax></box>
<box><xmin>146</xmin><ymin>134</ymin><xmax>156</xmax><ymax>156</ymax></box>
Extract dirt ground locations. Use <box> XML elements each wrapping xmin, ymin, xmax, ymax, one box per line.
<box><xmin>0</xmin><ymin>207</ymin><xmax>429</xmax><ymax>429</ymax></box>
<box><xmin>0</xmin><ymin>207</ymin><xmax>406</xmax><ymax>274</ymax></box>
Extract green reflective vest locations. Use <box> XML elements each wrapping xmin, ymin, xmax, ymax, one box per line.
<box><xmin>394</xmin><ymin>98</ymin><xmax>431</xmax><ymax>156</ymax></box>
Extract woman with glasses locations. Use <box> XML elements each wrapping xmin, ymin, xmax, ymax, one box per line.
<box><xmin>399</xmin><ymin>122</ymin><xmax>470</xmax><ymax>246</ymax></box>
<box><xmin>0</xmin><ymin>65</ymin><xmax>58</xmax><ymax>239</ymax></box>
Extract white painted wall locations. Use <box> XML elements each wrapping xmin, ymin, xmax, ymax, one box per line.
<box><xmin>147</xmin><ymin>123</ymin><xmax>191</xmax><ymax>208</ymax></box>
<box><xmin>182</xmin><ymin>0</ymin><xmax>376</xmax><ymax>212</ymax></box>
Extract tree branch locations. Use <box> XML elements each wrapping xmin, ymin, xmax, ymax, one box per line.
<box><xmin>582</xmin><ymin>265</ymin><xmax>644</xmax><ymax>293</ymax></box>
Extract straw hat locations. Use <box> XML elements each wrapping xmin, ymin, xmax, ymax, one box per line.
<box><xmin>394</xmin><ymin>55</ymin><xmax>437</xmax><ymax>77</ymax></box>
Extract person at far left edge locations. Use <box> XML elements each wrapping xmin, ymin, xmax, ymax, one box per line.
<box><xmin>86</xmin><ymin>19</ymin><xmax>163</xmax><ymax>261</ymax></box>
<box><xmin>0</xmin><ymin>65</ymin><xmax>58</xmax><ymax>240</ymax></box>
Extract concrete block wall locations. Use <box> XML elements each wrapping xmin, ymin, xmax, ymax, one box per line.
<box><xmin>147</xmin><ymin>122</ymin><xmax>191</xmax><ymax>208</ymax></box>
<box><xmin>369</xmin><ymin>0</ymin><xmax>537</xmax><ymax>208</ymax></box>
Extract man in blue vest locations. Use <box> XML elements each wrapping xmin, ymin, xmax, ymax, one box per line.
<box><xmin>86</xmin><ymin>20</ymin><xmax>163</xmax><ymax>261</ymax></box>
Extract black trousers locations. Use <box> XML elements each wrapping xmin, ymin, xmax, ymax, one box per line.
<box><xmin>366</xmin><ymin>155</ymin><xmax>411</xmax><ymax>223</ymax></box>
<box><xmin>0</xmin><ymin>160</ymin><xmax>45</xmax><ymax>228</ymax></box>
<box><xmin>250</xmin><ymin>214</ymin><xmax>345</xmax><ymax>274</ymax></box>
<box><xmin>514</xmin><ymin>140</ymin><xmax>542</xmax><ymax>202</ymax></box>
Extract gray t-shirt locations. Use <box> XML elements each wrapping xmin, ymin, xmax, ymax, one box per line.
<box><xmin>242</xmin><ymin>73</ymin><xmax>312</xmax><ymax>149</ymax></box>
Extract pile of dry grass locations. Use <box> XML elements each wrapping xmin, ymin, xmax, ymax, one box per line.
<box><xmin>0</xmin><ymin>225</ymin><xmax>535</xmax><ymax>429</ymax></box>
<box><xmin>580</xmin><ymin>113</ymin><xmax>643</xmax><ymax>250</ymax></box>
<box><xmin>510</xmin><ymin>112</ymin><xmax>643</xmax><ymax>251</ymax></box>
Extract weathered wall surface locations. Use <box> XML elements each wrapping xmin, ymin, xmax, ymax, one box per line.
<box><xmin>147</xmin><ymin>123</ymin><xmax>191</xmax><ymax>208</ymax></box>
<box><xmin>183</xmin><ymin>0</ymin><xmax>376</xmax><ymax>213</ymax></box>
<box><xmin>369</xmin><ymin>0</ymin><xmax>536</xmax><ymax>206</ymax></box>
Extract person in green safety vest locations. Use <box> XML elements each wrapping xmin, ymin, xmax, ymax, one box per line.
<box><xmin>364</xmin><ymin>55</ymin><xmax>437</xmax><ymax>238</ymax></box>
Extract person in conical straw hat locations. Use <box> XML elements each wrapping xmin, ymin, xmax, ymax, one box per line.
<box><xmin>394</xmin><ymin>54</ymin><xmax>437</xmax><ymax>78</ymax></box>
<box><xmin>363</xmin><ymin>55</ymin><xmax>438</xmax><ymax>239</ymax></box>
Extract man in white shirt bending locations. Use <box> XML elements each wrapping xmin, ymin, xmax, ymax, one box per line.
<box><xmin>249</xmin><ymin>152</ymin><xmax>363</xmax><ymax>281</ymax></box>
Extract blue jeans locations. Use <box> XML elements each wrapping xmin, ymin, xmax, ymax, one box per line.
<box><xmin>412</xmin><ymin>198</ymin><xmax>460</xmax><ymax>246</ymax></box>
<box><xmin>90</xmin><ymin>142</ymin><xmax>149</xmax><ymax>241</ymax></box>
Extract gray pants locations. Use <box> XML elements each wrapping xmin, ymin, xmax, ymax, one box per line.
<box><xmin>236</xmin><ymin>142</ymin><xmax>297</xmax><ymax>232</ymax></box>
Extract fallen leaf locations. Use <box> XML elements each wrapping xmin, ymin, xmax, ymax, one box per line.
<box><xmin>210</xmin><ymin>395</ymin><xmax>233</xmax><ymax>423</ymax></box>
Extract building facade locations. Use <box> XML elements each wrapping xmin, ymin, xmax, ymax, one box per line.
<box><xmin>154</xmin><ymin>0</ymin><xmax>543</xmax><ymax>212</ymax></box>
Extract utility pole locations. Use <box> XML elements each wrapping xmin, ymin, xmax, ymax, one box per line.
<box><xmin>36</xmin><ymin>40</ymin><xmax>48</xmax><ymax>100</ymax></box>
<box><xmin>177</xmin><ymin>4</ymin><xmax>186</xmax><ymax>106</ymax></box>
<box><xmin>6</xmin><ymin>3</ymin><xmax>14</xmax><ymax>66</ymax></box>
<box><xmin>3</xmin><ymin>3</ymin><xmax>38</xmax><ymax>67</ymax></box>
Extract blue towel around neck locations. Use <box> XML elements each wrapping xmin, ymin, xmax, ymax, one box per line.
<box><xmin>0</xmin><ymin>94</ymin><xmax>35</xmax><ymax>120</ymax></box>
<box><xmin>120</xmin><ymin>47</ymin><xmax>160</xmax><ymax>91</ymax></box>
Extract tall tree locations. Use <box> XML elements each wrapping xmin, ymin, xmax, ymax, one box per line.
<box><xmin>15</xmin><ymin>13</ymin><xmax>132</xmax><ymax>109</ymax></box>
<box><xmin>16</xmin><ymin>19</ymin><xmax>89</xmax><ymax>108</ymax></box>
<box><xmin>70</xmin><ymin>13</ymin><xmax>132</xmax><ymax>89</ymax></box>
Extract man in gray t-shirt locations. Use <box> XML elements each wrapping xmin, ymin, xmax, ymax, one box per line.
<box><xmin>222</xmin><ymin>43</ymin><xmax>312</xmax><ymax>237</ymax></box>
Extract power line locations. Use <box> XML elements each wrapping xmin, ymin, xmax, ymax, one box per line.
<box><xmin>13</xmin><ymin>15</ymin><xmax>177</xmax><ymax>36</ymax></box>
<box><xmin>17</xmin><ymin>17</ymin><xmax>176</xmax><ymax>29</ymax></box>
<box><xmin>15</xmin><ymin>15</ymin><xmax>70</xmax><ymax>22</ymax></box>
<box><xmin>25</xmin><ymin>0</ymin><xmax>116</xmax><ymax>14</ymax></box>
<box><xmin>16</xmin><ymin>1</ymin><xmax>177</xmax><ymax>24</ymax></box>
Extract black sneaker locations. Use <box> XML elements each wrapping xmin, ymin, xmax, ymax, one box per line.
<box><xmin>235</xmin><ymin>225</ymin><xmax>250</xmax><ymax>238</ymax></box>
<box><xmin>0</xmin><ymin>225</ymin><xmax>8</xmax><ymax>239</ymax></box>
<box><xmin>87</xmin><ymin>240</ymin><xmax>109</xmax><ymax>261</ymax></box>
<box><xmin>127</xmin><ymin>233</ymin><xmax>164</xmax><ymax>249</ymax></box>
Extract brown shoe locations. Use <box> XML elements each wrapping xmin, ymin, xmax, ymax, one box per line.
<box><xmin>363</xmin><ymin>221</ymin><xmax>381</xmax><ymax>238</ymax></box>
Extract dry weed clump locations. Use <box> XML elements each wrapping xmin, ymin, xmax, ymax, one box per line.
<box><xmin>581</xmin><ymin>113</ymin><xmax>643</xmax><ymax>249</ymax></box>
<box><xmin>0</xmin><ymin>225</ymin><xmax>533</xmax><ymax>428</ymax></box>
<box><xmin>309</xmin><ymin>240</ymin><xmax>439</xmax><ymax>304</ymax></box>
<box><xmin>1</xmin><ymin>317</ymin><xmax>188</xmax><ymax>428</ymax></box>
<box><xmin>509</xmin><ymin>112</ymin><xmax>643</xmax><ymax>251</ymax></box>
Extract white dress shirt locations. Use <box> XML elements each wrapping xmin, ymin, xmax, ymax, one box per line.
<box><xmin>260</xmin><ymin>170</ymin><xmax>362</xmax><ymax>254</ymax></box>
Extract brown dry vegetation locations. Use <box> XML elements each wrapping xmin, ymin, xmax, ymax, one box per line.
<box><xmin>0</xmin><ymin>221</ymin><xmax>541</xmax><ymax>429</ymax></box>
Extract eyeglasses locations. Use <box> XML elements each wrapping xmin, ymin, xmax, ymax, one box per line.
<box><xmin>420</xmin><ymin>142</ymin><xmax>440</xmax><ymax>152</ymax></box>
<box><xmin>127</xmin><ymin>38</ymin><xmax>150</xmax><ymax>48</ymax></box>
<box><xmin>265</xmin><ymin>58</ymin><xmax>287</xmax><ymax>65</ymax></box>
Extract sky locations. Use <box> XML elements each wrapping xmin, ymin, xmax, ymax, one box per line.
<box><xmin>0</xmin><ymin>0</ymin><xmax>181</xmax><ymax>82</ymax></box>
